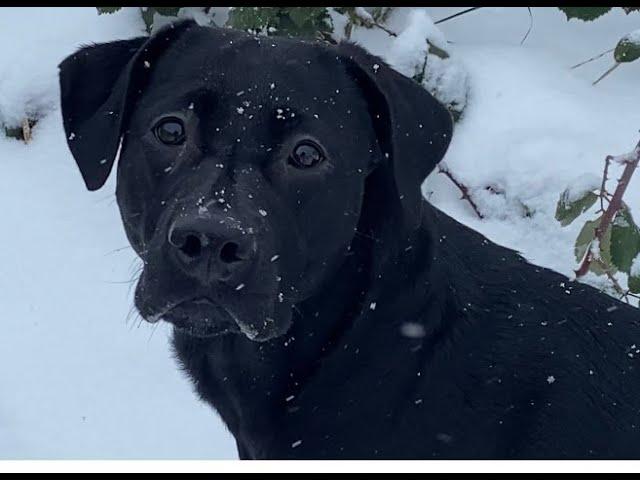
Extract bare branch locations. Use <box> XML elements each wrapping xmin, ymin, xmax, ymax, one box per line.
<box><xmin>592</xmin><ymin>62</ymin><xmax>621</xmax><ymax>86</ymax></box>
<box><xmin>520</xmin><ymin>7</ymin><xmax>534</xmax><ymax>46</ymax></box>
<box><xmin>571</xmin><ymin>48</ymin><xmax>615</xmax><ymax>70</ymax></box>
<box><xmin>434</xmin><ymin>7</ymin><xmax>483</xmax><ymax>25</ymax></box>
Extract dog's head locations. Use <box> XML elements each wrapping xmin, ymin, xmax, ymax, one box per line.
<box><xmin>59</xmin><ymin>21</ymin><xmax>452</xmax><ymax>342</ymax></box>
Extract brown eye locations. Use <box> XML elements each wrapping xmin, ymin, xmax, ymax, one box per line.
<box><xmin>154</xmin><ymin>117</ymin><xmax>185</xmax><ymax>145</ymax></box>
<box><xmin>289</xmin><ymin>141</ymin><xmax>324</xmax><ymax>169</ymax></box>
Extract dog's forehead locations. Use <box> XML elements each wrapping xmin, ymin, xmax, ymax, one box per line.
<box><xmin>149</xmin><ymin>27</ymin><xmax>352</xmax><ymax>100</ymax></box>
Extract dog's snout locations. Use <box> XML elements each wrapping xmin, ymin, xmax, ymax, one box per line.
<box><xmin>168</xmin><ymin>217</ymin><xmax>257</xmax><ymax>284</ymax></box>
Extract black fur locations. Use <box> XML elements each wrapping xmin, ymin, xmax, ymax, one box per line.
<box><xmin>59</xmin><ymin>20</ymin><xmax>640</xmax><ymax>459</ymax></box>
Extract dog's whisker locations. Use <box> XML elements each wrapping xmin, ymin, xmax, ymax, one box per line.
<box><xmin>102</xmin><ymin>278</ymin><xmax>138</xmax><ymax>285</ymax></box>
<box><xmin>147</xmin><ymin>322</ymin><xmax>161</xmax><ymax>343</ymax></box>
<box><xmin>125</xmin><ymin>303</ymin><xmax>143</xmax><ymax>330</ymax></box>
<box><xmin>125</xmin><ymin>306</ymin><xmax>136</xmax><ymax>326</ymax></box>
<box><xmin>128</xmin><ymin>260</ymin><xmax>144</xmax><ymax>276</ymax></box>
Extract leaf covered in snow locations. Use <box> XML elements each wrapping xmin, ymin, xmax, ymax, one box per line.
<box><xmin>610</xmin><ymin>205</ymin><xmax>640</xmax><ymax>273</ymax></box>
<box><xmin>614</xmin><ymin>31</ymin><xmax>640</xmax><ymax>63</ymax></box>
<box><xmin>555</xmin><ymin>189</ymin><xmax>598</xmax><ymax>227</ymax></box>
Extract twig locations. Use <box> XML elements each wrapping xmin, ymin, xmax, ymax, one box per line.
<box><xmin>593</xmin><ymin>258</ymin><xmax>630</xmax><ymax>302</ymax></box>
<box><xmin>520</xmin><ymin>7</ymin><xmax>534</xmax><ymax>46</ymax></box>
<box><xmin>575</xmin><ymin>139</ymin><xmax>640</xmax><ymax>278</ymax></box>
<box><xmin>571</xmin><ymin>48</ymin><xmax>614</xmax><ymax>70</ymax></box>
<box><xmin>593</xmin><ymin>258</ymin><xmax>640</xmax><ymax>304</ymax></box>
<box><xmin>347</xmin><ymin>8</ymin><xmax>398</xmax><ymax>38</ymax></box>
<box><xmin>373</xmin><ymin>22</ymin><xmax>397</xmax><ymax>37</ymax></box>
<box><xmin>434</xmin><ymin>7</ymin><xmax>483</xmax><ymax>25</ymax></box>
<box><xmin>437</xmin><ymin>163</ymin><xmax>484</xmax><ymax>219</ymax></box>
<box><xmin>592</xmin><ymin>62</ymin><xmax>621</xmax><ymax>86</ymax></box>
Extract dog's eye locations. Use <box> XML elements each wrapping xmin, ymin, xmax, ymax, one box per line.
<box><xmin>154</xmin><ymin>118</ymin><xmax>185</xmax><ymax>145</ymax></box>
<box><xmin>289</xmin><ymin>141</ymin><xmax>324</xmax><ymax>169</ymax></box>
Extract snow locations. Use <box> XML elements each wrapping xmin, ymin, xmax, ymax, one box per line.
<box><xmin>612</xmin><ymin>143</ymin><xmax>640</xmax><ymax>165</ymax></box>
<box><xmin>0</xmin><ymin>7</ymin><xmax>146</xmax><ymax>130</ymax></box>
<box><xmin>1</xmin><ymin>6</ymin><xmax>640</xmax><ymax>459</ymax></box>
<box><xmin>400</xmin><ymin>322</ymin><xmax>427</xmax><ymax>339</ymax></box>
<box><xmin>631</xmin><ymin>254</ymin><xmax>640</xmax><ymax>277</ymax></box>
<box><xmin>354</xmin><ymin>7</ymin><xmax>374</xmax><ymax>25</ymax></box>
<box><xmin>624</xmin><ymin>28</ymin><xmax>640</xmax><ymax>44</ymax></box>
<box><xmin>0</xmin><ymin>7</ymin><xmax>234</xmax><ymax>459</ymax></box>
<box><xmin>564</xmin><ymin>173</ymin><xmax>601</xmax><ymax>203</ymax></box>
<box><xmin>384</xmin><ymin>10</ymin><xmax>469</xmax><ymax>115</ymax></box>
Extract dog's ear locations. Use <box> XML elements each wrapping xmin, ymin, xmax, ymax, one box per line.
<box><xmin>59</xmin><ymin>20</ymin><xmax>198</xmax><ymax>191</ymax></box>
<box><xmin>338</xmin><ymin>43</ymin><xmax>453</xmax><ymax>229</ymax></box>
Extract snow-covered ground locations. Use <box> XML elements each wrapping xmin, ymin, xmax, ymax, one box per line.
<box><xmin>1</xmin><ymin>7</ymin><xmax>639</xmax><ymax>459</ymax></box>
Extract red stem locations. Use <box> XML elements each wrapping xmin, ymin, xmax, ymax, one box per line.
<box><xmin>437</xmin><ymin>164</ymin><xmax>484</xmax><ymax>219</ymax></box>
<box><xmin>575</xmin><ymin>140</ymin><xmax>640</xmax><ymax>278</ymax></box>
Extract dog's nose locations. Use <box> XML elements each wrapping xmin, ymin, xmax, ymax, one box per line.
<box><xmin>168</xmin><ymin>217</ymin><xmax>257</xmax><ymax>285</ymax></box>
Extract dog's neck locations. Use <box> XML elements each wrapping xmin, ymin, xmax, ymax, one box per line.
<box><xmin>172</xmin><ymin>201</ymin><xmax>452</xmax><ymax>457</ymax></box>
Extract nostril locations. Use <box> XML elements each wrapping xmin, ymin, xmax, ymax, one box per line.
<box><xmin>219</xmin><ymin>241</ymin><xmax>242</xmax><ymax>264</ymax></box>
<box><xmin>180</xmin><ymin>234</ymin><xmax>203</xmax><ymax>259</ymax></box>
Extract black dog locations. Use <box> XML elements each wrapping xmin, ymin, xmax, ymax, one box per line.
<box><xmin>59</xmin><ymin>20</ymin><xmax>640</xmax><ymax>459</ymax></box>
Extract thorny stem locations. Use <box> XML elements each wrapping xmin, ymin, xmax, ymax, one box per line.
<box><xmin>575</xmin><ymin>139</ymin><xmax>640</xmax><ymax>281</ymax></box>
<box><xmin>437</xmin><ymin>164</ymin><xmax>484</xmax><ymax>219</ymax></box>
<box><xmin>598</xmin><ymin>155</ymin><xmax>612</xmax><ymax>213</ymax></box>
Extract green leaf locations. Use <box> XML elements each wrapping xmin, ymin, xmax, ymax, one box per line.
<box><xmin>555</xmin><ymin>189</ymin><xmax>598</xmax><ymax>226</ymax></box>
<box><xmin>285</xmin><ymin>7</ymin><xmax>331</xmax><ymax>37</ymax></box>
<box><xmin>610</xmin><ymin>205</ymin><xmax>640</xmax><ymax>273</ymax></box>
<box><xmin>574</xmin><ymin>217</ymin><xmax>615</xmax><ymax>276</ymax></box>
<box><xmin>623</xmin><ymin>7</ymin><xmax>640</xmax><ymax>14</ymax></box>
<box><xmin>629</xmin><ymin>272</ymin><xmax>640</xmax><ymax>293</ymax></box>
<box><xmin>288</xmin><ymin>7</ymin><xmax>312</xmax><ymax>28</ymax></box>
<box><xmin>614</xmin><ymin>34</ymin><xmax>640</xmax><ymax>63</ymax></box>
<box><xmin>558</xmin><ymin>7</ymin><xmax>612</xmax><ymax>22</ymax></box>
<box><xmin>227</xmin><ymin>7</ymin><xmax>331</xmax><ymax>38</ymax></box>
<box><xmin>97</xmin><ymin>7</ymin><xmax>122</xmax><ymax>14</ymax></box>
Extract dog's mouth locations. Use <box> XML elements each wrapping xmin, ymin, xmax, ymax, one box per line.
<box><xmin>147</xmin><ymin>297</ymin><xmax>241</xmax><ymax>338</ymax></box>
